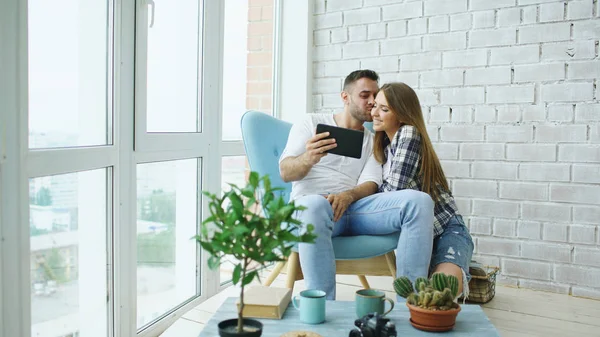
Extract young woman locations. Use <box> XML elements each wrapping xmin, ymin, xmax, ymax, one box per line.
<box><xmin>371</xmin><ymin>82</ymin><xmax>474</xmax><ymax>298</ymax></box>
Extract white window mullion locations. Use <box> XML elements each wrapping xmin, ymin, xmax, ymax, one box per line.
<box><xmin>135</xmin><ymin>147</ymin><xmax>211</xmax><ymax>164</ymax></box>
<box><xmin>271</xmin><ymin>0</ymin><xmax>283</xmax><ymax>119</ymax></box>
<box><xmin>27</xmin><ymin>147</ymin><xmax>119</xmax><ymax>178</ymax></box>
<box><xmin>139</xmin><ymin>133</ymin><xmax>212</xmax><ymax>152</ymax></box>
<box><xmin>1</xmin><ymin>1</ymin><xmax>30</xmax><ymax>337</ymax></box>
<box><xmin>114</xmin><ymin>0</ymin><xmax>137</xmax><ymax>336</ymax></box>
<box><xmin>199</xmin><ymin>0</ymin><xmax>224</xmax><ymax>299</ymax></box>
<box><xmin>133</xmin><ymin>0</ymin><xmax>150</xmax><ymax>152</ymax></box>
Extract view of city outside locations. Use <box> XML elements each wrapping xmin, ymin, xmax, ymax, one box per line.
<box><xmin>26</xmin><ymin>0</ymin><xmax>274</xmax><ymax>334</ymax></box>
<box><xmin>28</xmin><ymin>0</ymin><xmax>111</xmax><ymax>336</ymax></box>
<box><xmin>136</xmin><ymin>160</ymin><xmax>198</xmax><ymax>329</ymax></box>
<box><xmin>29</xmin><ymin>170</ymin><xmax>108</xmax><ymax>337</ymax></box>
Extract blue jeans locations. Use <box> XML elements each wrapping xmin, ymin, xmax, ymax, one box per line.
<box><xmin>295</xmin><ymin>190</ymin><xmax>435</xmax><ymax>300</ymax></box>
<box><xmin>429</xmin><ymin>214</ymin><xmax>474</xmax><ymax>299</ymax></box>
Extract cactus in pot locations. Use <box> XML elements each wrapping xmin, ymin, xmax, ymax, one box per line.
<box><xmin>393</xmin><ymin>273</ymin><xmax>462</xmax><ymax>332</ymax></box>
<box><xmin>393</xmin><ymin>273</ymin><xmax>460</xmax><ymax>310</ymax></box>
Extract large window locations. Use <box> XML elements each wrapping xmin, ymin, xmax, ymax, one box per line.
<box><xmin>1</xmin><ymin>0</ymin><xmax>281</xmax><ymax>335</ymax></box>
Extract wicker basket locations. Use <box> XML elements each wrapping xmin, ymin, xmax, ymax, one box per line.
<box><xmin>459</xmin><ymin>265</ymin><xmax>500</xmax><ymax>304</ymax></box>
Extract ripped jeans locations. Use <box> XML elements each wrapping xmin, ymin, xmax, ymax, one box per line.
<box><xmin>429</xmin><ymin>214</ymin><xmax>474</xmax><ymax>299</ymax></box>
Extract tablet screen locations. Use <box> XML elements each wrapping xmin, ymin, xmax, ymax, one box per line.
<box><xmin>315</xmin><ymin>123</ymin><xmax>364</xmax><ymax>159</ymax></box>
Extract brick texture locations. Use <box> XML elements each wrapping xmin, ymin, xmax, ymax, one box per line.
<box><xmin>311</xmin><ymin>0</ymin><xmax>600</xmax><ymax>299</ymax></box>
<box><xmin>247</xmin><ymin>0</ymin><xmax>274</xmax><ymax>113</ymax></box>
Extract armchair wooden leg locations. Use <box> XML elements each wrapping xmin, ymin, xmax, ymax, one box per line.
<box><xmin>286</xmin><ymin>251</ymin><xmax>300</xmax><ymax>291</ymax></box>
<box><xmin>264</xmin><ymin>261</ymin><xmax>285</xmax><ymax>286</ymax></box>
<box><xmin>384</xmin><ymin>252</ymin><xmax>397</xmax><ymax>278</ymax></box>
<box><xmin>358</xmin><ymin>275</ymin><xmax>370</xmax><ymax>289</ymax></box>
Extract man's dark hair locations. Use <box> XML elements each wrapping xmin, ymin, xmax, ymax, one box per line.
<box><xmin>343</xmin><ymin>69</ymin><xmax>379</xmax><ymax>91</ymax></box>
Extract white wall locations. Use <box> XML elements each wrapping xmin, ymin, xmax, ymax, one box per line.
<box><xmin>312</xmin><ymin>0</ymin><xmax>600</xmax><ymax>299</ymax></box>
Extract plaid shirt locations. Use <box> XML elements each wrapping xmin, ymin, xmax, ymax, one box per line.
<box><xmin>378</xmin><ymin>126</ymin><xmax>459</xmax><ymax>237</ymax></box>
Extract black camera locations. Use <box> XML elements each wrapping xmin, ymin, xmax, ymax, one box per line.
<box><xmin>349</xmin><ymin>312</ymin><xmax>397</xmax><ymax>337</ymax></box>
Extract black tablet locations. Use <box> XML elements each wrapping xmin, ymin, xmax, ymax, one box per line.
<box><xmin>315</xmin><ymin>123</ymin><xmax>364</xmax><ymax>159</ymax></box>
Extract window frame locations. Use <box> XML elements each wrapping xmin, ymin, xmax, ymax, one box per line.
<box><xmin>1</xmin><ymin>0</ymin><xmax>226</xmax><ymax>336</ymax></box>
<box><xmin>0</xmin><ymin>0</ymin><xmax>302</xmax><ymax>335</ymax></box>
<box><xmin>1</xmin><ymin>1</ymin><xmax>31</xmax><ymax>337</ymax></box>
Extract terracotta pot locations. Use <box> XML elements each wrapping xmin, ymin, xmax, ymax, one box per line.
<box><xmin>406</xmin><ymin>302</ymin><xmax>461</xmax><ymax>332</ymax></box>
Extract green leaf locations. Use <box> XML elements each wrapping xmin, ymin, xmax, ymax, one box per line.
<box><xmin>201</xmin><ymin>191</ymin><xmax>216</xmax><ymax>199</ymax></box>
<box><xmin>208</xmin><ymin>255</ymin><xmax>220</xmax><ymax>270</ymax></box>
<box><xmin>263</xmin><ymin>175</ymin><xmax>272</xmax><ymax>192</ymax></box>
<box><xmin>232</xmin><ymin>225</ymin><xmax>250</xmax><ymax>236</ymax></box>
<box><xmin>228</xmin><ymin>192</ymin><xmax>244</xmax><ymax>213</ymax></box>
<box><xmin>276</xmin><ymin>205</ymin><xmax>295</xmax><ymax>219</ymax></box>
<box><xmin>226</xmin><ymin>211</ymin><xmax>238</xmax><ymax>227</ymax></box>
<box><xmin>201</xmin><ymin>215</ymin><xmax>216</xmax><ymax>225</ymax></box>
<box><xmin>227</xmin><ymin>183</ymin><xmax>240</xmax><ymax>190</ymax></box>
<box><xmin>232</xmin><ymin>264</ymin><xmax>242</xmax><ymax>285</ymax></box>
<box><xmin>249</xmin><ymin>172</ymin><xmax>259</xmax><ymax>188</ymax></box>
<box><xmin>242</xmin><ymin>270</ymin><xmax>257</xmax><ymax>286</ymax></box>
<box><xmin>198</xmin><ymin>241</ymin><xmax>215</xmax><ymax>254</ymax></box>
<box><xmin>241</xmin><ymin>188</ymin><xmax>255</xmax><ymax>198</ymax></box>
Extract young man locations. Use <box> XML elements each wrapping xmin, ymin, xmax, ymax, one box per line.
<box><xmin>279</xmin><ymin>70</ymin><xmax>435</xmax><ymax>300</ymax></box>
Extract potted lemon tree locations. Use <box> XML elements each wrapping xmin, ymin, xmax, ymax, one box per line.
<box><xmin>393</xmin><ymin>273</ymin><xmax>462</xmax><ymax>332</ymax></box>
<box><xmin>196</xmin><ymin>172</ymin><xmax>316</xmax><ymax>337</ymax></box>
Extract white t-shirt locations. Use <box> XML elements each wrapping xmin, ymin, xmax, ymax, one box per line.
<box><xmin>279</xmin><ymin>113</ymin><xmax>382</xmax><ymax>201</ymax></box>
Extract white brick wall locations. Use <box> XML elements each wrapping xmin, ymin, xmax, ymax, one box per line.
<box><xmin>312</xmin><ymin>0</ymin><xmax>600</xmax><ymax>299</ymax></box>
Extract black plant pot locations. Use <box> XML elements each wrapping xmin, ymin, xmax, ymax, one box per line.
<box><xmin>218</xmin><ymin>318</ymin><xmax>263</xmax><ymax>337</ymax></box>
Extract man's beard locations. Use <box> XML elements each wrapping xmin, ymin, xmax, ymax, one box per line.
<box><xmin>348</xmin><ymin>101</ymin><xmax>372</xmax><ymax>122</ymax></box>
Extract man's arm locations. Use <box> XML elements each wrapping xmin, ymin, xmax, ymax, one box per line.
<box><xmin>328</xmin><ymin>181</ymin><xmax>378</xmax><ymax>221</ymax></box>
<box><xmin>343</xmin><ymin>181</ymin><xmax>378</xmax><ymax>201</ymax></box>
<box><xmin>280</xmin><ymin>132</ymin><xmax>337</xmax><ymax>182</ymax></box>
<box><xmin>279</xmin><ymin>155</ymin><xmax>313</xmax><ymax>182</ymax></box>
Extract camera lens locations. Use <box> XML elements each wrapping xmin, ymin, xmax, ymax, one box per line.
<box><xmin>348</xmin><ymin>328</ymin><xmax>363</xmax><ymax>337</ymax></box>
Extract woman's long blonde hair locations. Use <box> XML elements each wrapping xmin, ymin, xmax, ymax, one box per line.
<box><xmin>374</xmin><ymin>82</ymin><xmax>449</xmax><ymax>202</ymax></box>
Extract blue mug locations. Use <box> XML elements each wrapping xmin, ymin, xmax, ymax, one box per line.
<box><xmin>292</xmin><ymin>289</ymin><xmax>326</xmax><ymax>324</ymax></box>
<box><xmin>355</xmin><ymin>289</ymin><xmax>394</xmax><ymax>318</ymax></box>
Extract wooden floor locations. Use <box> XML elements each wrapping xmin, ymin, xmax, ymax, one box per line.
<box><xmin>160</xmin><ymin>270</ymin><xmax>600</xmax><ymax>337</ymax></box>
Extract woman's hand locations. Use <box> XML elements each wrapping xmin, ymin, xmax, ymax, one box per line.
<box><xmin>326</xmin><ymin>191</ymin><xmax>355</xmax><ymax>222</ymax></box>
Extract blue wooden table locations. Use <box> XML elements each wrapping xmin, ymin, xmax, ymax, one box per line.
<box><xmin>198</xmin><ymin>297</ymin><xmax>500</xmax><ymax>336</ymax></box>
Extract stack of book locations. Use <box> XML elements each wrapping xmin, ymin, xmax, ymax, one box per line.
<box><xmin>236</xmin><ymin>285</ymin><xmax>292</xmax><ymax>319</ymax></box>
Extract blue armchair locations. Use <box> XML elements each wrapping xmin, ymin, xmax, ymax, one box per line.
<box><xmin>240</xmin><ymin>110</ymin><xmax>400</xmax><ymax>290</ymax></box>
